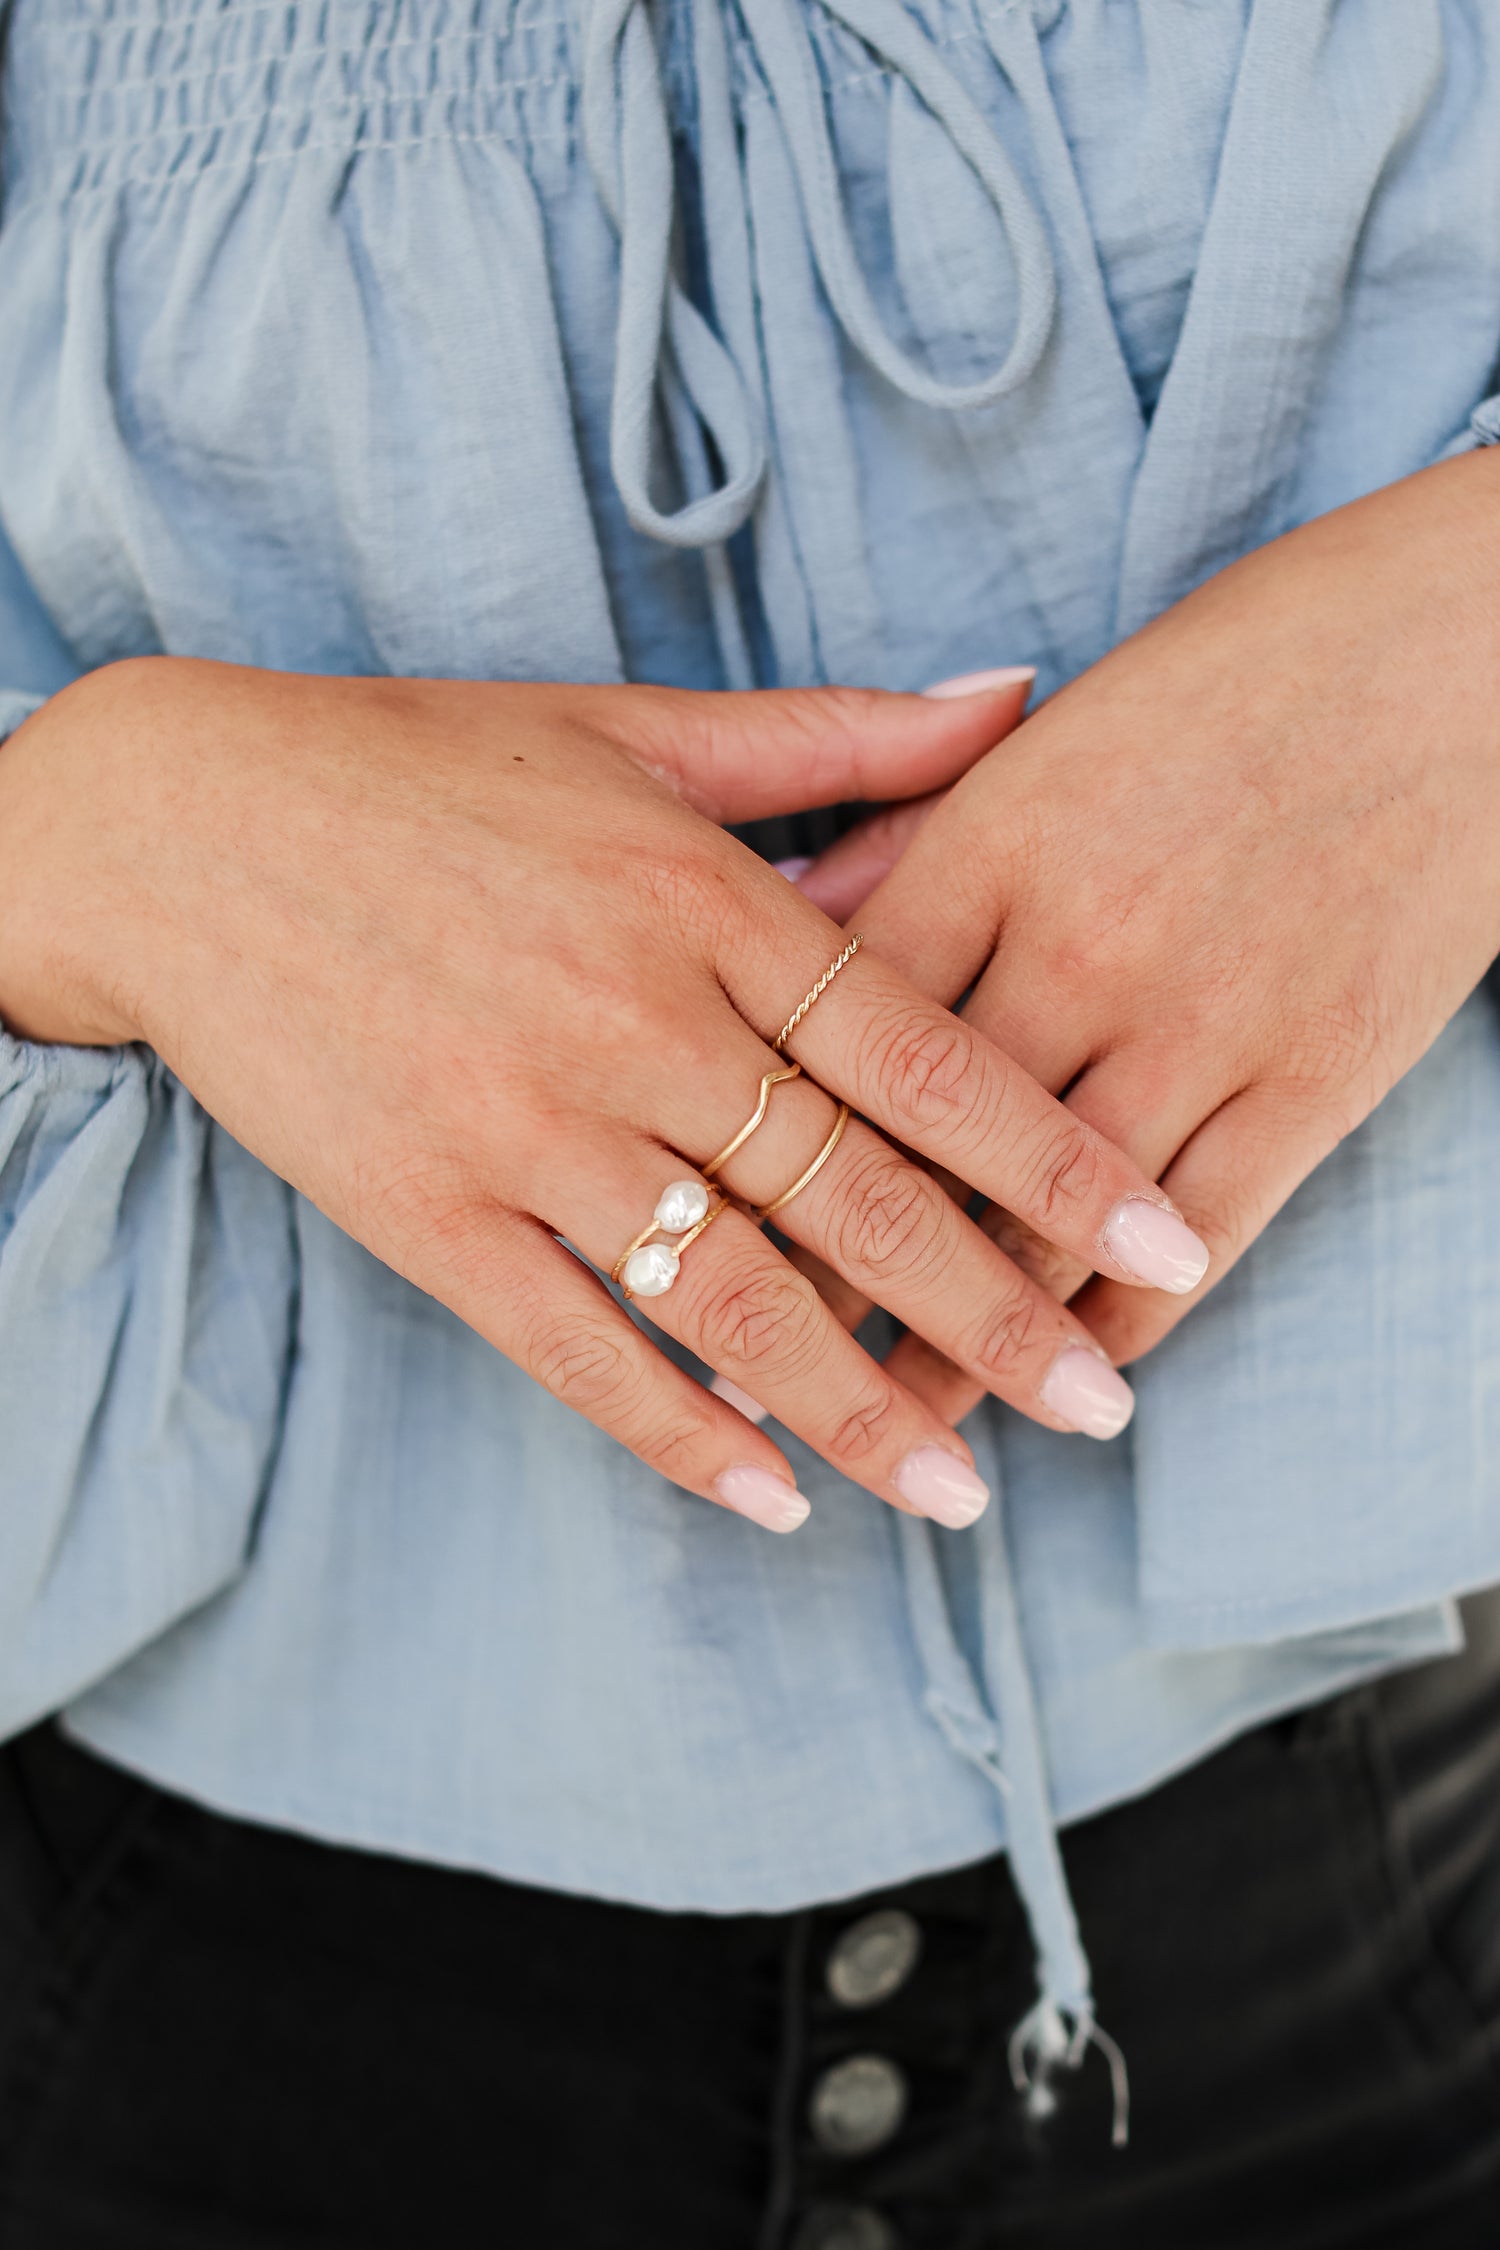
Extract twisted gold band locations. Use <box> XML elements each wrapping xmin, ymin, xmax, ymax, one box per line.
<box><xmin>774</xmin><ymin>933</ymin><xmax>863</xmax><ymax>1053</ymax></box>
<box><xmin>755</xmin><ymin>1103</ymin><xmax>851</xmax><ymax>1220</ymax></box>
<box><xmin>703</xmin><ymin>1063</ymin><xmax>802</xmax><ymax>1179</ymax></box>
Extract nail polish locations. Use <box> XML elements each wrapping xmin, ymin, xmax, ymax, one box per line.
<box><xmin>893</xmin><ymin>1445</ymin><xmax>991</xmax><ymax>1528</ymax></box>
<box><xmin>1102</xmin><ymin>1199</ymin><xmax>1210</xmax><ymax>1295</ymax></box>
<box><xmin>922</xmin><ymin>666</ymin><xmax>1036</xmax><ymax>700</ymax></box>
<box><xmin>1040</xmin><ymin>1348</ymin><xmax>1135</xmax><ymax>1440</ymax></box>
<box><xmin>710</xmin><ymin>1373</ymin><xmax>770</xmax><ymax>1426</ymax></box>
<box><xmin>713</xmin><ymin>1463</ymin><xmax>810</xmax><ymax>1533</ymax></box>
<box><xmin>772</xmin><ymin>855</ymin><xmax>814</xmax><ymax>883</ymax></box>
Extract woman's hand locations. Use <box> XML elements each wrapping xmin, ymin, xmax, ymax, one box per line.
<box><xmin>0</xmin><ymin>660</ymin><xmax>1201</xmax><ymax>1529</ymax></box>
<box><xmin>822</xmin><ymin>449</ymin><xmax>1500</xmax><ymax>1422</ymax></box>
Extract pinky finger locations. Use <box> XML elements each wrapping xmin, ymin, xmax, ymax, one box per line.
<box><xmin>423</xmin><ymin>1205</ymin><xmax>812</xmax><ymax>1533</ymax></box>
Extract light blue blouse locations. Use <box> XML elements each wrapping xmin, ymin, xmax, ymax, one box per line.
<box><xmin>3</xmin><ymin>0</ymin><xmax>1500</xmax><ymax>2062</ymax></box>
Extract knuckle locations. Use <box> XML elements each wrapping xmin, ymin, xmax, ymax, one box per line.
<box><xmin>828</xmin><ymin>1384</ymin><xmax>904</xmax><ymax>1470</ymax></box>
<box><xmin>1015</xmin><ymin>1126</ymin><xmax>1104</xmax><ymax>1232</ymax></box>
<box><xmin>965</xmin><ymin>1287</ymin><xmax>1045</xmax><ymax>1380</ymax></box>
<box><xmin>528</xmin><ymin>1318</ymin><xmax>649</xmax><ymax>1422</ymax></box>
<box><xmin>643</xmin><ymin>1407</ymin><xmax>723</xmax><ymax>1490</ymax></box>
<box><xmin>826</xmin><ymin>1146</ymin><xmax>946</xmax><ymax>1281</ymax></box>
<box><xmin>872</xmin><ymin>1009</ymin><xmax>980</xmax><ymax>1135</ymax></box>
<box><xmin>694</xmin><ymin>1260</ymin><xmax>822</xmax><ymax>1372</ymax></box>
<box><xmin>622</xmin><ymin>842</ymin><xmax>742</xmax><ymax>952</ymax></box>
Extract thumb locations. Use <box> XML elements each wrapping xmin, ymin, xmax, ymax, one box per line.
<box><xmin>602</xmin><ymin>667</ymin><xmax>1035</xmax><ymax>824</ymax></box>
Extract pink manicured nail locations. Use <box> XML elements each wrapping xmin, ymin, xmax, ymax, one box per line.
<box><xmin>710</xmin><ymin>1373</ymin><xmax>770</xmax><ymax>1426</ymax></box>
<box><xmin>922</xmin><ymin>666</ymin><xmax>1036</xmax><ymax>700</ymax></box>
<box><xmin>893</xmin><ymin>1445</ymin><xmax>990</xmax><ymax>1528</ymax></box>
<box><xmin>773</xmin><ymin>855</ymin><xmax>814</xmax><ymax>883</ymax></box>
<box><xmin>1040</xmin><ymin>1348</ymin><xmax>1135</xmax><ymax>1440</ymax></box>
<box><xmin>1102</xmin><ymin>1199</ymin><xmax>1210</xmax><ymax>1295</ymax></box>
<box><xmin>713</xmin><ymin>1463</ymin><xmax>810</xmax><ymax>1533</ymax></box>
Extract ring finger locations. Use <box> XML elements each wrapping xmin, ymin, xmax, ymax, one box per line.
<box><xmin>552</xmin><ymin>1136</ymin><xmax>997</xmax><ymax>1528</ymax></box>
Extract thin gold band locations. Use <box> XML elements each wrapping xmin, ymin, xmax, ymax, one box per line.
<box><xmin>703</xmin><ymin>1063</ymin><xmax>802</xmax><ymax>1179</ymax></box>
<box><xmin>755</xmin><ymin>1103</ymin><xmax>851</xmax><ymax>1220</ymax></box>
<box><xmin>774</xmin><ymin>934</ymin><xmax>863</xmax><ymax>1054</ymax></box>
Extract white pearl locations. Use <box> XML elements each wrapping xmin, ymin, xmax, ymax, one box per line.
<box><xmin>653</xmin><ymin>1179</ymin><xmax>710</xmax><ymax>1234</ymax></box>
<box><xmin>623</xmin><ymin>1242</ymin><xmax>680</xmax><ymax>1297</ymax></box>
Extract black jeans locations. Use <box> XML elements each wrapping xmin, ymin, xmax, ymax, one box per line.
<box><xmin>2</xmin><ymin>1603</ymin><xmax>1499</xmax><ymax>2250</ymax></box>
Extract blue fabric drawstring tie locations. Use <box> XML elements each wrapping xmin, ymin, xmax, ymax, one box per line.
<box><xmin>899</xmin><ymin>1490</ymin><xmax>1131</xmax><ymax>2148</ymax></box>
<box><xmin>581</xmin><ymin>0</ymin><xmax>1057</xmax><ymax>551</ymax></box>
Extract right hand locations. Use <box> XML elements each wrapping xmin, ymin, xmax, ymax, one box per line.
<box><xmin>0</xmin><ymin>659</ymin><xmax>1201</xmax><ymax>1531</ymax></box>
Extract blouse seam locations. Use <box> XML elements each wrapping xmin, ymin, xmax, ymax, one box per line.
<box><xmin>12</xmin><ymin>23</ymin><xmax>1007</xmax><ymax>205</ymax></box>
<box><xmin>33</xmin><ymin>24</ymin><xmax>575</xmax><ymax>103</ymax></box>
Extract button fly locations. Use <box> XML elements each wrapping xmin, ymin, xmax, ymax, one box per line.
<box><xmin>825</xmin><ymin>1909</ymin><xmax>922</xmax><ymax>2009</ymax></box>
<box><xmin>789</xmin><ymin>2205</ymin><xmax>900</xmax><ymax>2250</ymax></box>
<box><xmin>808</xmin><ymin>2054</ymin><xmax>909</xmax><ymax>2156</ymax></box>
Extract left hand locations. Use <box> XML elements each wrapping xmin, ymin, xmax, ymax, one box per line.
<box><xmin>786</xmin><ymin>448</ymin><xmax>1500</xmax><ymax>1423</ymax></box>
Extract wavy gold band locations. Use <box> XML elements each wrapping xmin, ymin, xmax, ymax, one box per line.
<box><xmin>703</xmin><ymin>1063</ymin><xmax>802</xmax><ymax>1179</ymax></box>
<box><xmin>755</xmin><ymin>1103</ymin><xmax>851</xmax><ymax>1220</ymax></box>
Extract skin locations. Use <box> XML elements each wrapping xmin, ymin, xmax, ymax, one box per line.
<box><xmin>787</xmin><ymin>449</ymin><xmax>1500</xmax><ymax>1417</ymax></box>
<box><xmin>0</xmin><ymin>661</ymin><xmax>1185</xmax><ymax>1526</ymax></box>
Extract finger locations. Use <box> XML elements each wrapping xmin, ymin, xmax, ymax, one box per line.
<box><xmin>593</xmin><ymin>673</ymin><xmax>1035</xmax><ymax>825</ymax></box>
<box><xmin>1070</xmin><ymin>1079</ymin><xmax>1343</xmax><ymax>1367</ymax></box>
<box><xmin>882</xmin><ymin>1196</ymin><xmax>1093</xmax><ymax>1425</ymax></box>
<box><xmin>745</xmin><ymin>934</ymin><xmax>1211</xmax><ymax>1296</ymax></box>
<box><xmin>393</xmin><ymin>1199</ymin><xmax>812</xmax><ymax>1533</ymax></box>
<box><xmin>710</xmin><ymin>1241</ymin><xmax>874</xmax><ymax>1425</ymax></box>
<box><xmin>712</xmin><ymin>1103</ymin><xmax>1139</xmax><ymax>1442</ymax></box>
<box><xmin>555</xmin><ymin>1141</ymin><xmax>996</xmax><ymax>1528</ymax></box>
<box><xmin>783</xmin><ymin>794</ymin><xmax>946</xmax><ymax>923</ymax></box>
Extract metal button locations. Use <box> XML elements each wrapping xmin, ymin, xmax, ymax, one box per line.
<box><xmin>825</xmin><ymin>1909</ymin><xmax>922</xmax><ymax>2010</ymax></box>
<box><xmin>788</xmin><ymin>2206</ymin><xmax>900</xmax><ymax>2250</ymax></box>
<box><xmin>808</xmin><ymin>2054</ymin><xmax>909</xmax><ymax>2157</ymax></box>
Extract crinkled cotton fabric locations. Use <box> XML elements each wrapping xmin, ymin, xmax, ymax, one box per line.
<box><xmin>2</xmin><ymin>0</ymin><xmax>1500</xmax><ymax>2020</ymax></box>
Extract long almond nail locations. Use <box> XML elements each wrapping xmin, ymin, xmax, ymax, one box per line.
<box><xmin>893</xmin><ymin>1445</ymin><xmax>990</xmax><ymax>1528</ymax></box>
<box><xmin>922</xmin><ymin>666</ymin><xmax>1036</xmax><ymax>700</ymax></box>
<box><xmin>773</xmin><ymin>855</ymin><xmax>814</xmax><ymax>883</ymax></box>
<box><xmin>1040</xmin><ymin>1348</ymin><xmax>1135</xmax><ymax>1440</ymax></box>
<box><xmin>713</xmin><ymin>1463</ymin><xmax>809</xmax><ymax>1533</ymax></box>
<box><xmin>710</xmin><ymin>1373</ymin><xmax>770</xmax><ymax>1426</ymax></box>
<box><xmin>1102</xmin><ymin>1199</ymin><xmax>1210</xmax><ymax>1295</ymax></box>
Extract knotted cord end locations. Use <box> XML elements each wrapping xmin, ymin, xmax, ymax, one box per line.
<box><xmin>1008</xmin><ymin>1997</ymin><xmax>1131</xmax><ymax>2149</ymax></box>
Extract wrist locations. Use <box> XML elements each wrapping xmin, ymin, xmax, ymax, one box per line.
<box><xmin>0</xmin><ymin>661</ymin><xmax>159</xmax><ymax>1048</ymax></box>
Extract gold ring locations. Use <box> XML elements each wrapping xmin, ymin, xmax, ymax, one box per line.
<box><xmin>612</xmin><ymin>1181</ymin><xmax>728</xmax><ymax>1299</ymax></box>
<box><xmin>774</xmin><ymin>934</ymin><xmax>863</xmax><ymax>1053</ymax></box>
<box><xmin>703</xmin><ymin>1063</ymin><xmax>802</xmax><ymax>1179</ymax></box>
<box><xmin>755</xmin><ymin>1103</ymin><xmax>851</xmax><ymax>1219</ymax></box>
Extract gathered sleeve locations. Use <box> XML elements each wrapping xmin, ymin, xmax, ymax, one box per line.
<box><xmin>0</xmin><ymin>668</ymin><xmax>298</xmax><ymax>1739</ymax></box>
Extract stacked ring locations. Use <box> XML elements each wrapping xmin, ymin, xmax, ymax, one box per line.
<box><xmin>774</xmin><ymin>933</ymin><xmax>862</xmax><ymax>1053</ymax></box>
<box><xmin>703</xmin><ymin>1063</ymin><xmax>802</xmax><ymax>1179</ymax></box>
<box><xmin>612</xmin><ymin>1180</ymin><xmax>727</xmax><ymax>1300</ymax></box>
<box><xmin>611</xmin><ymin>940</ymin><xmax>865</xmax><ymax>1300</ymax></box>
<box><xmin>755</xmin><ymin>1102</ymin><xmax>850</xmax><ymax>1220</ymax></box>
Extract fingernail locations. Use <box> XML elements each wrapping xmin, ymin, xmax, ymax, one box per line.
<box><xmin>713</xmin><ymin>1462</ymin><xmax>810</xmax><ymax>1533</ymax></box>
<box><xmin>893</xmin><ymin>1445</ymin><xmax>991</xmax><ymax>1528</ymax></box>
<box><xmin>773</xmin><ymin>855</ymin><xmax>815</xmax><ymax>883</ymax></box>
<box><xmin>922</xmin><ymin>666</ymin><xmax>1036</xmax><ymax>700</ymax></box>
<box><xmin>1040</xmin><ymin>1348</ymin><xmax>1135</xmax><ymax>1440</ymax></box>
<box><xmin>710</xmin><ymin>1372</ymin><xmax>770</xmax><ymax>1426</ymax></box>
<box><xmin>1102</xmin><ymin>1199</ymin><xmax>1210</xmax><ymax>1295</ymax></box>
